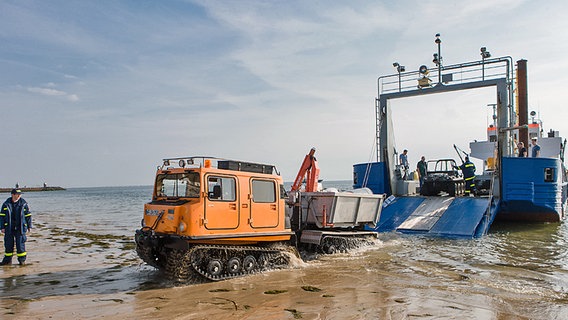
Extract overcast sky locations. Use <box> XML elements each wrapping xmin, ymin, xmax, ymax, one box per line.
<box><xmin>1</xmin><ymin>0</ymin><xmax>567</xmax><ymax>187</ymax></box>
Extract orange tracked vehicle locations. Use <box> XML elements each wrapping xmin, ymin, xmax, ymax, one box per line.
<box><xmin>135</xmin><ymin>150</ymin><xmax>385</xmax><ymax>282</ymax></box>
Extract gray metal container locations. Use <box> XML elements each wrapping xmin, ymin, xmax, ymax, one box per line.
<box><xmin>300</xmin><ymin>191</ymin><xmax>384</xmax><ymax>228</ymax></box>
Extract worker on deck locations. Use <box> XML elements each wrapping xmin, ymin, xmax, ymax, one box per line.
<box><xmin>518</xmin><ymin>142</ymin><xmax>527</xmax><ymax>157</ymax></box>
<box><xmin>417</xmin><ymin>156</ymin><xmax>427</xmax><ymax>188</ymax></box>
<box><xmin>0</xmin><ymin>189</ymin><xmax>32</xmax><ymax>265</ymax></box>
<box><xmin>460</xmin><ymin>156</ymin><xmax>476</xmax><ymax>196</ymax></box>
<box><xmin>399</xmin><ymin>149</ymin><xmax>409</xmax><ymax>179</ymax></box>
<box><xmin>531</xmin><ymin>137</ymin><xmax>541</xmax><ymax>157</ymax></box>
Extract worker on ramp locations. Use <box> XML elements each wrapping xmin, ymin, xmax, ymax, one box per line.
<box><xmin>460</xmin><ymin>156</ymin><xmax>476</xmax><ymax>196</ymax></box>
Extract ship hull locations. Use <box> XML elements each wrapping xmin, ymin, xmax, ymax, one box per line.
<box><xmin>497</xmin><ymin>157</ymin><xmax>567</xmax><ymax>222</ymax></box>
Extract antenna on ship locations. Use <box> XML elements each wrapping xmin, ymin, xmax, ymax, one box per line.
<box><xmin>480</xmin><ymin>47</ymin><xmax>491</xmax><ymax>80</ymax></box>
<box><xmin>393</xmin><ymin>62</ymin><xmax>405</xmax><ymax>92</ymax></box>
<box><xmin>433</xmin><ymin>33</ymin><xmax>442</xmax><ymax>85</ymax></box>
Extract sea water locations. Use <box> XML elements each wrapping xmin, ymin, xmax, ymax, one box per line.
<box><xmin>2</xmin><ymin>182</ymin><xmax>568</xmax><ymax>318</ymax></box>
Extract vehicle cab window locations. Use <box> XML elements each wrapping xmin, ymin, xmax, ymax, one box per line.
<box><xmin>207</xmin><ymin>176</ymin><xmax>236</xmax><ymax>201</ymax></box>
<box><xmin>251</xmin><ymin>179</ymin><xmax>276</xmax><ymax>203</ymax></box>
<box><xmin>155</xmin><ymin>172</ymin><xmax>200</xmax><ymax>199</ymax></box>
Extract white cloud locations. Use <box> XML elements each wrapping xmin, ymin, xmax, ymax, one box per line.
<box><xmin>2</xmin><ymin>0</ymin><xmax>568</xmax><ymax>186</ymax></box>
<box><xmin>27</xmin><ymin>86</ymin><xmax>79</xmax><ymax>102</ymax></box>
<box><xmin>27</xmin><ymin>87</ymin><xmax>67</xmax><ymax>96</ymax></box>
<box><xmin>67</xmin><ymin>94</ymin><xmax>79</xmax><ymax>102</ymax></box>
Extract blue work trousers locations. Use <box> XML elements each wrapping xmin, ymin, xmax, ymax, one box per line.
<box><xmin>3</xmin><ymin>230</ymin><xmax>27</xmax><ymax>261</ymax></box>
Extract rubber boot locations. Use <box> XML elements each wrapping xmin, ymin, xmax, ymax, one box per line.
<box><xmin>0</xmin><ymin>256</ymin><xmax>12</xmax><ymax>266</ymax></box>
<box><xmin>18</xmin><ymin>257</ymin><xmax>26</xmax><ymax>265</ymax></box>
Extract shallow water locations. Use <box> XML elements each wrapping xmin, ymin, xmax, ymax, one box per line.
<box><xmin>1</xmin><ymin>183</ymin><xmax>568</xmax><ymax>319</ymax></box>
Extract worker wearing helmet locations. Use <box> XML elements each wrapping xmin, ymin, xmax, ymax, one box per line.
<box><xmin>0</xmin><ymin>189</ymin><xmax>32</xmax><ymax>265</ymax></box>
<box><xmin>460</xmin><ymin>157</ymin><xmax>476</xmax><ymax>196</ymax></box>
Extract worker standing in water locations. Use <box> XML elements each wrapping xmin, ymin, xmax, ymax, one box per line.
<box><xmin>0</xmin><ymin>189</ymin><xmax>32</xmax><ymax>265</ymax></box>
<box><xmin>460</xmin><ymin>156</ymin><xmax>476</xmax><ymax>196</ymax></box>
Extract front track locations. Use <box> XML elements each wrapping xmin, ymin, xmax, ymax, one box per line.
<box><xmin>165</xmin><ymin>244</ymin><xmax>298</xmax><ymax>282</ymax></box>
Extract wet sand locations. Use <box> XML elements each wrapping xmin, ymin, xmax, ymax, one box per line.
<box><xmin>2</xmin><ymin>217</ymin><xmax>567</xmax><ymax>319</ymax></box>
<box><xmin>0</xmin><ymin>223</ymin><xmax>445</xmax><ymax>319</ymax></box>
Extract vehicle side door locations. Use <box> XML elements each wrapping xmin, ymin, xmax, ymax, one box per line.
<box><xmin>249</xmin><ymin>178</ymin><xmax>279</xmax><ymax>228</ymax></box>
<box><xmin>204</xmin><ymin>175</ymin><xmax>239</xmax><ymax>229</ymax></box>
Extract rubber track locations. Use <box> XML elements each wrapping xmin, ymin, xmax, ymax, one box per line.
<box><xmin>187</xmin><ymin>244</ymin><xmax>295</xmax><ymax>281</ymax></box>
<box><xmin>321</xmin><ymin>235</ymin><xmax>375</xmax><ymax>253</ymax></box>
<box><xmin>136</xmin><ymin>243</ymin><xmax>160</xmax><ymax>268</ymax></box>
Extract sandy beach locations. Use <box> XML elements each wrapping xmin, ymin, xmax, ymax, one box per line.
<box><xmin>0</xmin><ymin>218</ymin><xmax>406</xmax><ymax>320</ymax></box>
<box><xmin>0</xmin><ymin>220</ymin><xmax>551</xmax><ymax>320</ymax></box>
<box><xmin>2</xmin><ymin>188</ymin><xmax>568</xmax><ymax>319</ymax></box>
<box><xmin>0</xmin><ymin>219</ymin><xmax>484</xmax><ymax>320</ymax></box>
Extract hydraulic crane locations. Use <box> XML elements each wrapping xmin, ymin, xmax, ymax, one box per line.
<box><xmin>290</xmin><ymin>147</ymin><xmax>320</xmax><ymax>193</ymax></box>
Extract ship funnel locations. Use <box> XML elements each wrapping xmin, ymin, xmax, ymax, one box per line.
<box><xmin>517</xmin><ymin>59</ymin><xmax>529</xmax><ymax>148</ymax></box>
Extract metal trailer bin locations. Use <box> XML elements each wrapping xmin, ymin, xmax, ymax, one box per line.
<box><xmin>300</xmin><ymin>191</ymin><xmax>385</xmax><ymax>228</ymax></box>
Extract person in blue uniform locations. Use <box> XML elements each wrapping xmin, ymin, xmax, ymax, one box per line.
<box><xmin>0</xmin><ymin>189</ymin><xmax>32</xmax><ymax>265</ymax></box>
<box><xmin>399</xmin><ymin>149</ymin><xmax>409</xmax><ymax>179</ymax></box>
<box><xmin>531</xmin><ymin>137</ymin><xmax>541</xmax><ymax>157</ymax></box>
<box><xmin>417</xmin><ymin>156</ymin><xmax>427</xmax><ymax>188</ymax></box>
<box><xmin>460</xmin><ymin>156</ymin><xmax>476</xmax><ymax>196</ymax></box>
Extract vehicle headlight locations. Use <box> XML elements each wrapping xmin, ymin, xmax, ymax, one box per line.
<box><xmin>179</xmin><ymin>221</ymin><xmax>187</xmax><ymax>232</ymax></box>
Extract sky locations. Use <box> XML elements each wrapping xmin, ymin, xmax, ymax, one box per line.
<box><xmin>1</xmin><ymin>0</ymin><xmax>568</xmax><ymax>188</ymax></box>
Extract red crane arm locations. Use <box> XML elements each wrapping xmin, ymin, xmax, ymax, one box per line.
<box><xmin>290</xmin><ymin>147</ymin><xmax>320</xmax><ymax>192</ymax></box>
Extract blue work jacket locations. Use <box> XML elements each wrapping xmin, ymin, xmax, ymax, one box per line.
<box><xmin>0</xmin><ymin>197</ymin><xmax>32</xmax><ymax>234</ymax></box>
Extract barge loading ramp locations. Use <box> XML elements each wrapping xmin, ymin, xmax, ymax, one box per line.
<box><xmin>372</xmin><ymin>196</ymin><xmax>498</xmax><ymax>238</ymax></box>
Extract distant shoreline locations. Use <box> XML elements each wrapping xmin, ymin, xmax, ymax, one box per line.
<box><xmin>0</xmin><ymin>186</ymin><xmax>66</xmax><ymax>193</ymax></box>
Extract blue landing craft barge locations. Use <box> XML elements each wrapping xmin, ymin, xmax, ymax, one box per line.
<box><xmin>354</xmin><ymin>36</ymin><xmax>567</xmax><ymax>238</ymax></box>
